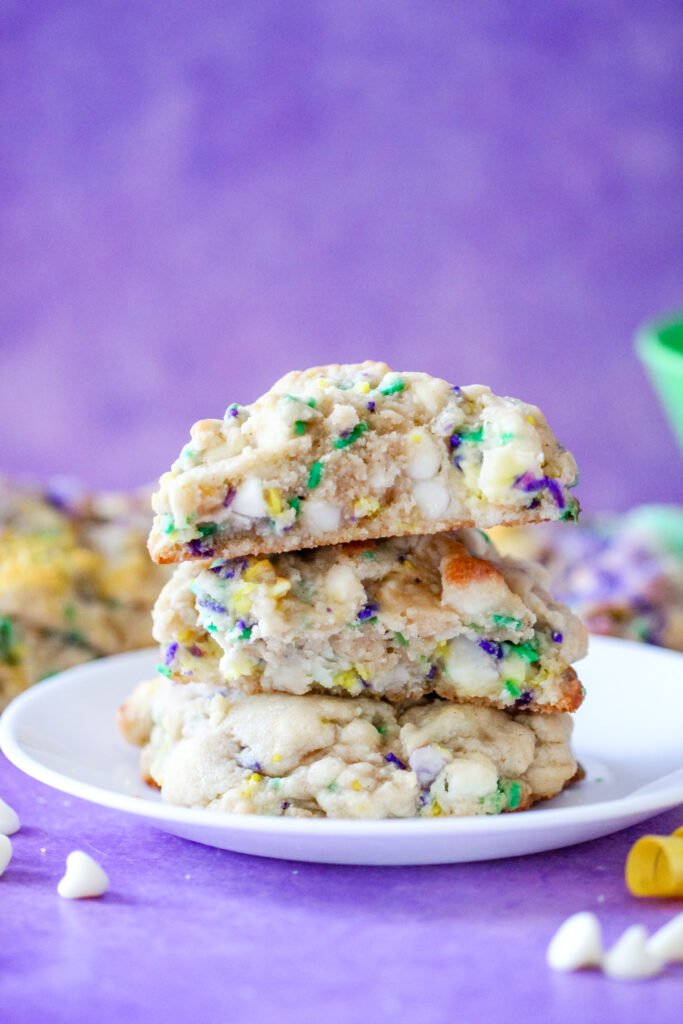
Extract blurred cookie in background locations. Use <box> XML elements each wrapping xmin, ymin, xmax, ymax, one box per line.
<box><xmin>0</xmin><ymin>477</ymin><xmax>171</xmax><ymax>708</ymax></box>
<box><xmin>489</xmin><ymin>505</ymin><xmax>683</xmax><ymax>652</ymax></box>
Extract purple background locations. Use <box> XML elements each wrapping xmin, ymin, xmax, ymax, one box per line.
<box><xmin>1</xmin><ymin>0</ymin><xmax>682</xmax><ymax>509</ymax></box>
<box><xmin>1</xmin><ymin>5</ymin><xmax>682</xmax><ymax>1022</ymax></box>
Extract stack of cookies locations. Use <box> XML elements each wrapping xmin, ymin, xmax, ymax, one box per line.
<box><xmin>119</xmin><ymin>362</ymin><xmax>588</xmax><ymax>819</ymax></box>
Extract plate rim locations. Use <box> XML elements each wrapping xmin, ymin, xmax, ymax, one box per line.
<box><xmin>1</xmin><ymin>637</ymin><xmax>682</xmax><ymax>839</ymax></box>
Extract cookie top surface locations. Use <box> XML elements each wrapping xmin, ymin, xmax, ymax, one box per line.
<box><xmin>148</xmin><ymin>362</ymin><xmax>579</xmax><ymax>563</ymax></box>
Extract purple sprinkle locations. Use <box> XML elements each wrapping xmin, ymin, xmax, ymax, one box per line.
<box><xmin>426</xmin><ymin>664</ymin><xmax>437</xmax><ymax>681</ymax></box>
<box><xmin>228</xmin><ymin>405</ymin><xmax>240</xmax><ymax>418</ymax></box>
<box><xmin>236</xmin><ymin>619</ymin><xmax>247</xmax><ymax>630</ymax></box>
<box><xmin>513</xmin><ymin>473</ymin><xmax>565</xmax><ymax>509</ymax></box>
<box><xmin>451</xmin><ymin>385</ymin><xmax>462</xmax><ymax>393</ymax></box>
<box><xmin>188</xmin><ymin>538</ymin><xmax>213</xmax><ymax>557</ymax></box>
<box><xmin>545</xmin><ymin>477</ymin><xmax>566</xmax><ymax>510</ymax></box>
<box><xmin>479</xmin><ymin>639</ymin><xmax>503</xmax><ymax>659</ymax></box>
<box><xmin>514</xmin><ymin>690</ymin><xmax>534</xmax><ymax>708</ymax></box>
<box><xmin>223</xmin><ymin>487</ymin><xmax>236</xmax><ymax>508</ymax></box>
<box><xmin>449</xmin><ymin>433</ymin><xmax>462</xmax><ymax>449</ymax></box>
<box><xmin>551</xmin><ymin>631</ymin><xmax>563</xmax><ymax>643</ymax></box>
<box><xmin>513</xmin><ymin>472</ymin><xmax>547</xmax><ymax>493</ymax></box>
<box><xmin>527</xmin><ymin>497</ymin><xmax>541</xmax><ymax>510</ymax></box>
<box><xmin>397</xmin><ymin>554</ymin><xmax>406</xmax><ymax>563</ymax></box>
<box><xmin>357</xmin><ymin>603</ymin><xmax>379</xmax><ymax>621</ymax></box>
<box><xmin>367</xmin><ymin>400</ymin><xmax>376</xmax><ymax>411</ymax></box>
<box><xmin>189</xmin><ymin>644</ymin><xmax>204</xmax><ymax>658</ymax></box>
<box><xmin>164</xmin><ymin>642</ymin><xmax>178</xmax><ymax>666</ymax></box>
<box><xmin>281</xmin><ymin>801</ymin><xmax>290</xmax><ymax>811</ymax></box>
<box><xmin>198</xmin><ymin>597</ymin><xmax>226</xmax><ymax>615</ymax></box>
<box><xmin>385</xmin><ymin>752</ymin><xmax>407</xmax><ymax>770</ymax></box>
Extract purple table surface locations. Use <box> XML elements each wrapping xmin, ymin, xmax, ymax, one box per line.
<box><xmin>1</xmin><ymin>750</ymin><xmax>681</xmax><ymax>1024</ymax></box>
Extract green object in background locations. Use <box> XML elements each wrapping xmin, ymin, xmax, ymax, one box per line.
<box><xmin>635</xmin><ymin>311</ymin><xmax>683</xmax><ymax>449</ymax></box>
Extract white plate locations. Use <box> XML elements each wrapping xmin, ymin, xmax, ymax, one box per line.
<box><xmin>1</xmin><ymin>637</ymin><xmax>682</xmax><ymax>865</ymax></box>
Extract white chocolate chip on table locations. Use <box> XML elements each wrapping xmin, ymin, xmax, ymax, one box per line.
<box><xmin>547</xmin><ymin>912</ymin><xmax>683</xmax><ymax>981</ymax></box>
<box><xmin>648</xmin><ymin>913</ymin><xmax>683</xmax><ymax>963</ymax></box>
<box><xmin>0</xmin><ymin>834</ymin><xmax>12</xmax><ymax>876</ymax></box>
<box><xmin>0</xmin><ymin>796</ymin><xmax>20</xmax><ymax>835</ymax></box>
<box><xmin>546</xmin><ymin>911</ymin><xmax>604</xmax><ymax>971</ymax></box>
<box><xmin>603</xmin><ymin>925</ymin><xmax>665</xmax><ymax>980</ymax></box>
<box><xmin>57</xmin><ymin>850</ymin><xmax>109</xmax><ymax>899</ymax></box>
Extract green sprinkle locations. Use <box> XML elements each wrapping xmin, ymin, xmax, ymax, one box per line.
<box><xmin>63</xmin><ymin>604</ymin><xmax>76</xmax><ymax>621</ymax></box>
<box><xmin>337</xmin><ymin>382</ymin><xmax>353</xmax><ymax>390</ymax></box>
<box><xmin>156</xmin><ymin>664</ymin><xmax>172</xmax><ymax>678</ymax></box>
<box><xmin>161</xmin><ymin>514</ymin><xmax>175</xmax><ymax>534</ymax></box>
<box><xmin>361</xmin><ymin>550</ymin><xmax>376</xmax><ymax>560</ymax></box>
<box><xmin>476</xmin><ymin>530</ymin><xmax>490</xmax><ymax>542</ymax></box>
<box><xmin>270</xmin><ymin>778</ymin><xmax>280</xmax><ymax>790</ymax></box>
<box><xmin>508</xmin><ymin>781</ymin><xmax>521</xmax><ymax>810</ymax></box>
<box><xmin>197</xmin><ymin>522</ymin><xmax>219</xmax><ymax>537</ymax></box>
<box><xmin>327</xmin><ymin>781</ymin><xmax>338</xmax><ymax>792</ymax></box>
<box><xmin>294</xmin><ymin>420</ymin><xmax>306</xmax><ymax>435</ymax></box>
<box><xmin>0</xmin><ymin>617</ymin><xmax>19</xmax><ymax>665</ymax></box>
<box><xmin>239</xmin><ymin>626</ymin><xmax>252</xmax><ymax>640</ymax></box>
<box><xmin>285</xmin><ymin>395</ymin><xmax>316</xmax><ymax>408</ymax></box>
<box><xmin>511</xmin><ymin>641</ymin><xmax>539</xmax><ymax>663</ymax></box>
<box><xmin>65</xmin><ymin>631</ymin><xmax>85</xmax><ymax>647</ymax></box>
<box><xmin>394</xmin><ymin>632</ymin><xmax>409</xmax><ymax>647</ymax></box>
<box><xmin>288</xmin><ymin>497</ymin><xmax>301</xmax><ymax>517</ymax></box>
<box><xmin>492</xmin><ymin>614</ymin><xmax>523</xmax><ymax>630</ymax></box>
<box><xmin>375</xmin><ymin>723</ymin><xmax>388</xmax><ymax>736</ymax></box>
<box><xmin>504</xmin><ymin>680</ymin><xmax>521</xmax><ymax>697</ymax></box>
<box><xmin>333</xmin><ymin>422</ymin><xmax>368</xmax><ymax>449</ymax></box>
<box><xmin>206</xmin><ymin>623</ymin><xmax>218</xmax><ymax>633</ymax></box>
<box><xmin>499</xmin><ymin>432</ymin><xmax>515</xmax><ymax>444</ymax></box>
<box><xmin>460</xmin><ymin>426</ymin><xmax>484</xmax><ymax>443</ymax></box>
<box><xmin>561</xmin><ymin>502</ymin><xmax>580</xmax><ymax>522</ymax></box>
<box><xmin>379</xmin><ymin>378</ymin><xmax>405</xmax><ymax>396</ymax></box>
<box><xmin>307</xmin><ymin>462</ymin><xmax>323</xmax><ymax>489</ymax></box>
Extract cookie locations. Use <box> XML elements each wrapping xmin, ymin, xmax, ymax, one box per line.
<box><xmin>0</xmin><ymin>477</ymin><xmax>170</xmax><ymax>707</ymax></box>
<box><xmin>118</xmin><ymin>676</ymin><xmax>580</xmax><ymax>818</ymax></box>
<box><xmin>152</xmin><ymin>529</ymin><xmax>587</xmax><ymax>712</ymax></box>
<box><xmin>148</xmin><ymin>362</ymin><xmax>579</xmax><ymax>564</ymax></box>
<box><xmin>490</xmin><ymin>504</ymin><xmax>683</xmax><ymax>652</ymax></box>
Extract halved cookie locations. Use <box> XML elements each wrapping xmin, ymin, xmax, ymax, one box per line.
<box><xmin>151</xmin><ymin>529</ymin><xmax>587</xmax><ymax>712</ymax></box>
<box><xmin>148</xmin><ymin>362</ymin><xmax>579</xmax><ymax>563</ymax></box>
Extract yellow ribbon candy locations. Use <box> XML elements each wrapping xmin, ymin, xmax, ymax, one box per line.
<box><xmin>625</xmin><ymin>827</ymin><xmax>683</xmax><ymax>897</ymax></box>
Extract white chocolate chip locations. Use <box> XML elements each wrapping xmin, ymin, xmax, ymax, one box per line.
<box><xmin>431</xmin><ymin>754</ymin><xmax>498</xmax><ymax>807</ymax></box>
<box><xmin>444</xmin><ymin>637</ymin><xmax>499</xmax><ymax>692</ymax></box>
<box><xmin>406</xmin><ymin>431</ymin><xmax>442</xmax><ymax>480</ymax></box>
<box><xmin>0</xmin><ymin>835</ymin><xmax>12</xmax><ymax>876</ymax></box>
<box><xmin>603</xmin><ymin>925</ymin><xmax>665</xmax><ymax>980</ymax></box>
<box><xmin>412</xmin><ymin>481</ymin><xmax>449</xmax><ymax>518</ymax></box>
<box><xmin>546</xmin><ymin>912</ymin><xmax>604</xmax><ymax>972</ymax></box>
<box><xmin>302</xmin><ymin>500</ymin><xmax>341</xmax><ymax>532</ymax></box>
<box><xmin>231</xmin><ymin>478</ymin><xmax>268</xmax><ymax>519</ymax></box>
<box><xmin>648</xmin><ymin>913</ymin><xmax>683</xmax><ymax>963</ymax></box>
<box><xmin>0</xmin><ymin>797</ymin><xmax>20</xmax><ymax>835</ymax></box>
<box><xmin>324</xmin><ymin>564</ymin><xmax>365</xmax><ymax>606</ymax></box>
<box><xmin>57</xmin><ymin>850</ymin><xmax>109</xmax><ymax>900</ymax></box>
